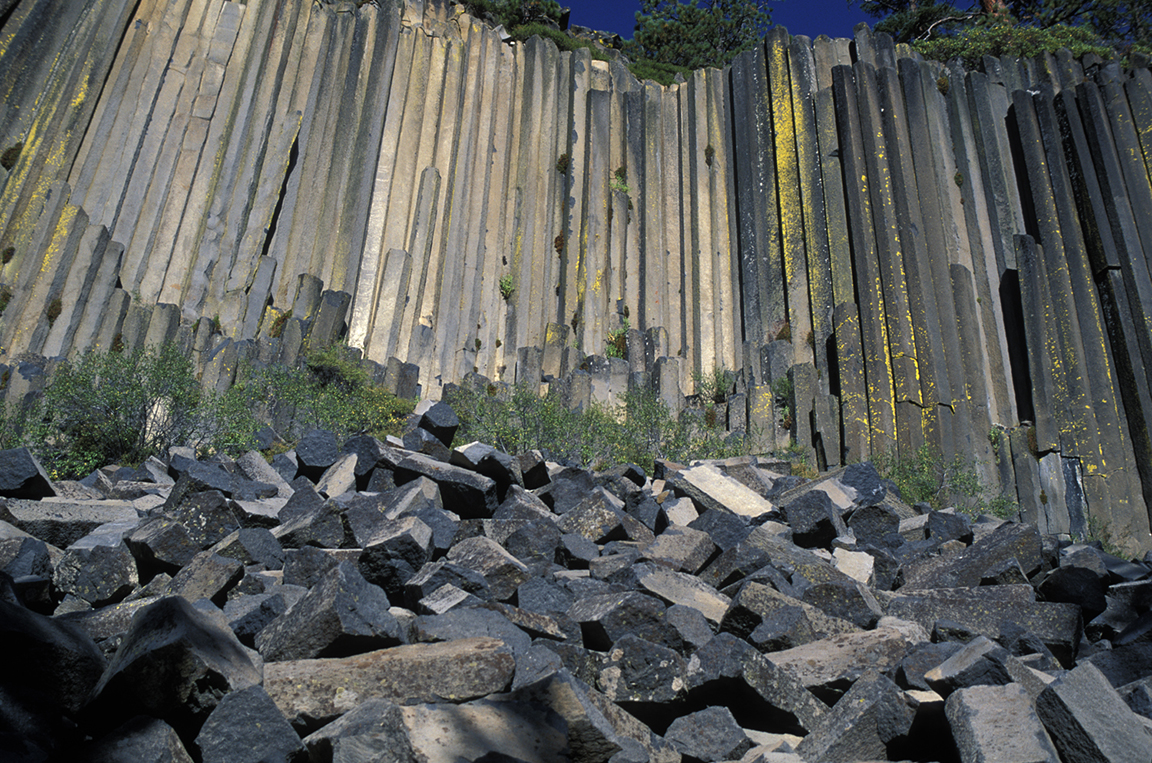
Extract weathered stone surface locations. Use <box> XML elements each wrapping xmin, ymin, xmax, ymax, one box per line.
<box><xmin>902</xmin><ymin>522</ymin><xmax>1045</xmax><ymax>589</ymax></box>
<box><xmin>264</xmin><ymin>638</ymin><xmax>516</xmax><ymax>730</ymax></box>
<box><xmin>77</xmin><ymin>716</ymin><xmax>195</xmax><ymax>763</ymax></box>
<box><xmin>256</xmin><ymin>561</ymin><xmax>400</xmax><ymax>661</ymax></box>
<box><xmin>394</xmin><ymin>453</ymin><xmax>499</xmax><ymax>519</ymax></box>
<box><xmin>84</xmin><ymin>596</ymin><xmax>262</xmax><ymax>738</ymax></box>
<box><xmin>636</xmin><ymin>563</ymin><xmax>731</xmax><ymax>624</ymax></box>
<box><xmin>795</xmin><ymin>671</ymin><xmax>916</xmax><ymax>762</ymax></box>
<box><xmin>53</xmin><ymin>540</ymin><xmax>138</xmax><ymax>607</ymax></box>
<box><xmin>161</xmin><ymin>551</ymin><xmax>244</xmax><ymax>605</ymax></box>
<box><xmin>4</xmin><ymin>498</ymin><xmax>137</xmax><ymax>549</ymax></box>
<box><xmin>301</xmin><ymin>698</ymin><xmax>416</xmax><ymax>763</ymax></box>
<box><xmin>665</xmin><ymin>706</ymin><xmax>753</xmax><ymax>762</ymax></box>
<box><xmin>887</xmin><ymin>590</ymin><xmax>1083</xmax><ymax>666</ymax></box>
<box><xmin>597</xmin><ymin>634</ymin><xmax>686</xmax><ymax>704</ymax></box>
<box><xmin>414</xmin><ymin>400</ymin><xmax>460</xmax><ymax>447</ymax></box>
<box><xmin>445</xmin><ymin>535</ymin><xmax>530</xmax><ymax>602</ymax></box>
<box><xmin>766</xmin><ymin>627</ymin><xmax>914</xmax><ymax>698</ymax></box>
<box><xmin>641</xmin><ymin>525</ymin><xmax>717</xmax><ymax>574</ymax></box>
<box><xmin>195</xmin><ymin>685</ymin><xmax>306</xmax><ymax>763</ymax></box>
<box><xmin>0</xmin><ymin>447</ymin><xmax>55</xmax><ymax>499</ymax></box>
<box><xmin>666</xmin><ymin>463</ymin><xmax>776</xmax><ymax>518</ymax></box>
<box><xmin>295</xmin><ymin>430</ymin><xmax>342</xmax><ymax>482</ymax></box>
<box><xmin>1035</xmin><ymin>662</ymin><xmax>1151</xmax><ymax>763</ymax></box>
<box><xmin>946</xmin><ymin>683</ymin><xmax>1060</xmax><ymax>763</ymax></box>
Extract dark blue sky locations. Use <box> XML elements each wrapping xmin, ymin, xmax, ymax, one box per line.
<box><xmin>573</xmin><ymin>0</ymin><xmax>874</xmax><ymax>42</ymax></box>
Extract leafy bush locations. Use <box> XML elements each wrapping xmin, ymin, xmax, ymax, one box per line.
<box><xmin>28</xmin><ymin>344</ymin><xmax>206</xmax><ymax>479</ymax></box>
<box><xmin>625</xmin><ymin>0</ymin><xmax>772</xmax><ymax>70</ymax></box>
<box><xmin>499</xmin><ymin>274</ymin><xmax>515</xmax><ymax>301</ymax></box>
<box><xmin>605</xmin><ymin>318</ymin><xmax>629</xmax><ymax>359</ymax></box>
<box><xmin>445</xmin><ymin>382</ymin><xmax>749</xmax><ymax>474</ymax></box>
<box><xmin>915</xmin><ymin>21</ymin><xmax>1115</xmax><ymax>67</ymax></box>
<box><xmin>626</xmin><ymin>58</ymin><xmax>696</xmax><ymax>86</ymax></box>
<box><xmin>874</xmin><ymin>444</ymin><xmax>1018</xmax><ymax>519</ymax></box>
<box><xmin>693</xmin><ymin>366</ymin><xmax>733</xmax><ymax>405</ymax></box>
<box><xmin>4</xmin><ymin>342</ymin><xmax>415</xmax><ymax>479</ymax></box>
<box><xmin>213</xmin><ymin>345</ymin><xmax>414</xmax><ymax>451</ymax></box>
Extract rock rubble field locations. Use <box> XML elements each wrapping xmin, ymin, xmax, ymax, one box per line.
<box><xmin>2</xmin><ymin>401</ymin><xmax>1152</xmax><ymax>763</ymax></box>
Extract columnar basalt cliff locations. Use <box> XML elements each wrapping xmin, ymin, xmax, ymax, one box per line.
<box><xmin>1</xmin><ymin>0</ymin><xmax>1151</xmax><ymax>552</ymax></box>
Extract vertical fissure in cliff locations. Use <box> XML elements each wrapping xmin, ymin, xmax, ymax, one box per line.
<box><xmin>261</xmin><ymin>136</ymin><xmax>300</xmax><ymax>263</ymax></box>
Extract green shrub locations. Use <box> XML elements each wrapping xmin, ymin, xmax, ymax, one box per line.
<box><xmin>626</xmin><ymin>58</ymin><xmax>696</xmax><ymax>87</ymax></box>
<box><xmin>693</xmin><ymin>366</ymin><xmax>733</xmax><ymax>405</ymax></box>
<box><xmin>507</xmin><ymin>22</ymin><xmax>611</xmax><ymax>61</ymax></box>
<box><xmin>605</xmin><ymin>318</ymin><xmax>629</xmax><ymax>359</ymax></box>
<box><xmin>28</xmin><ymin>344</ymin><xmax>206</xmax><ymax>479</ymax></box>
<box><xmin>212</xmin><ymin>345</ymin><xmax>415</xmax><ymax>451</ymax></box>
<box><xmin>499</xmin><ymin>274</ymin><xmax>515</xmax><ymax>301</ymax></box>
<box><xmin>874</xmin><ymin>444</ymin><xmax>1018</xmax><ymax>519</ymax></box>
<box><xmin>610</xmin><ymin>166</ymin><xmax>630</xmax><ymax>195</ymax></box>
<box><xmin>915</xmin><ymin>21</ymin><xmax>1115</xmax><ymax>68</ymax></box>
<box><xmin>446</xmin><ymin>381</ymin><xmax>750</xmax><ymax>474</ymax></box>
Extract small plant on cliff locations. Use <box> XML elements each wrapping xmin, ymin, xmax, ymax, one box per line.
<box><xmin>554</xmin><ymin>233</ymin><xmax>566</xmax><ymax>255</ymax></box>
<box><xmin>555</xmin><ymin>153</ymin><xmax>571</xmax><ymax>175</ymax></box>
<box><xmin>1</xmin><ymin>247</ymin><xmax>13</xmax><ymax>265</ymax></box>
<box><xmin>0</xmin><ymin>286</ymin><xmax>11</xmax><ymax>317</ymax></box>
<box><xmin>268</xmin><ymin>309</ymin><xmax>292</xmax><ymax>339</ymax></box>
<box><xmin>499</xmin><ymin>274</ymin><xmax>515</xmax><ymax>301</ymax></box>
<box><xmin>605</xmin><ymin>318</ymin><xmax>629</xmax><ymax>359</ymax></box>
<box><xmin>610</xmin><ymin>166</ymin><xmax>630</xmax><ymax>195</ymax></box>
<box><xmin>693</xmin><ymin>365</ymin><xmax>733</xmax><ymax>405</ymax></box>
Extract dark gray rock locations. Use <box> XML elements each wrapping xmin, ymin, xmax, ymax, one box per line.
<box><xmin>795</xmin><ymin>671</ymin><xmax>916</xmax><ymax>762</ymax></box>
<box><xmin>0</xmin><ymin>447</ymin><xmax>55</xmax><ymax>498</ymax></box>
<box><xmin>924</xmin><ymin>636</ymin><xmax>1016</xmax><ymax>697</ymax></box>
<box><xmin>1036</xmin><ymin>662</ymin><xmax>1150</xmax><ymax>763</ymax></box>
<box><xmin>1039</xmin><ymin>565</ymin><xmax>1109</xmax><ymax>622</ymax></box>
<box><xmin>945</xmin><ymin>683</ymin><xmax>1060</xmax><ymax>763</ymax></box>
<box><xmin>255</xmin><ymin>562</ymin><xmax>401</xmax><ymax>661</ymax></box>
<box><xmin>902</xmin><ymin>522</ymin><xmax>1045</xmax><ymax>589</ymax></box>
<box><xmin>394</xmin><ymin>453</ymin><xmax>499</xmax><ymax>519</ymax></box>
<box><xmin>688</xmin><ymin>509</ymin><xmax>751</xmax><ymax>552</ymax></box>
<box><xmin>358</xmin><ymin>515</ymin><xmax>434</xmax><ymax>599</ymax></box>
<box><xmin>538</xmin><ymin>467</ymin><xmax>596</xmax><ymax>514</ymax></box>
<box><xmin>783</xmin><ymin>490</ymin><xmax>847</xmax><ymax>548</ymax></box>
<box><xmin>83</xmin><ymin>596</ymin><xmax>262</xmax><ymax>740</ymax></box>
<box><xmin>0</xmin><ymin>536</ymin><xmax>52</xmax><ymax>578</ymax></box>
<box><xmin>194</xmin><ymin>685</ymin><xmax>306</xmax><ymax>763</ymax></box>
<box><xmin>301</xmin><ymin>698</ymin><xmax>417</xmax><ymax>763</ymax></box>
<box><xmin>847</xmin><ymin>503</ymin><xmax>901</xmax><ymax>545</ymax></box>
<box><xmin>53</xmin><ymin>541</ymin><xmax>138</xmax><ymax>607</ymax></box>
<box><xmin>401</xmin><ymin>427</ymin><xmax>452</xmax><ymax>461</ymax></box>
<box><xmin>896</xmin><ymin>641</ymin><xmax>964</xmax><ymax>691</ymax></box>
<box><xmin>1</xmin><ymin>598</ymin><xmax>106</xmax><ymax>723</ymax></box>
<box><xmin>212</xmin><ymin>527</ymin><xmax>284</xmax><ymax>570</ymax></box>
<box><xmin>404</xmin><ymin>559</ymin><xmax>491</xmax><ymax>608</ymax></box>
<box><xmin>273</xmin><ymin>499</ymin><xmax>352</xmax><ymax>549</ymax></box>
<box><xmin>414</xmin><ymin>606</ymin><xmax>532</xmax><ymax>654</ymax></box>
<box><xmin>295</xmin><ymin>430</ymin><xmax>341</xmax><ymax>482</ymax></box>
<box><xmin>596</xmin><ymin>634</ymin><xmax>686</xmax><ymax>704</ymax></box>
<box><xmin>3</xmin><ymin>498</ymin><xmax>137</xmax><ymax>549</ymax></box>
<box><xmin>161</xmin><ymin>551</ymin><xmax>244</xmax><ymax>606</ymax></box>
<box><xmin>664</xmin><ymin>706</ymin><xmax>753</xmax><ymax>763</ymax></box>
<box><xmin>445</xmin><ymin>536</ymin><xmax>530</xmax><ymax>602</ymax></box>
<box><xmin>567</xmin><ymin>590</ymin><xmax>681</xmax><ymax>652</ymax></box>
<box><xmin>415</xmin><ymin>399</ymin><xmax>460</xmax><ymax>447</ymax></box>
<box><xmin>282</xmin><ymin>546</ymin><xmax>340</xmax><ymax>588</ymax></box>
<box><xmin>451</xmin><ymin>441</ymin><xmax>523</xmax><ymax>499</ymax></box>
<box><xmin>76</xmin><ymin>716</ymin><xmax>194</xmax><ymax>763</ymax></box>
